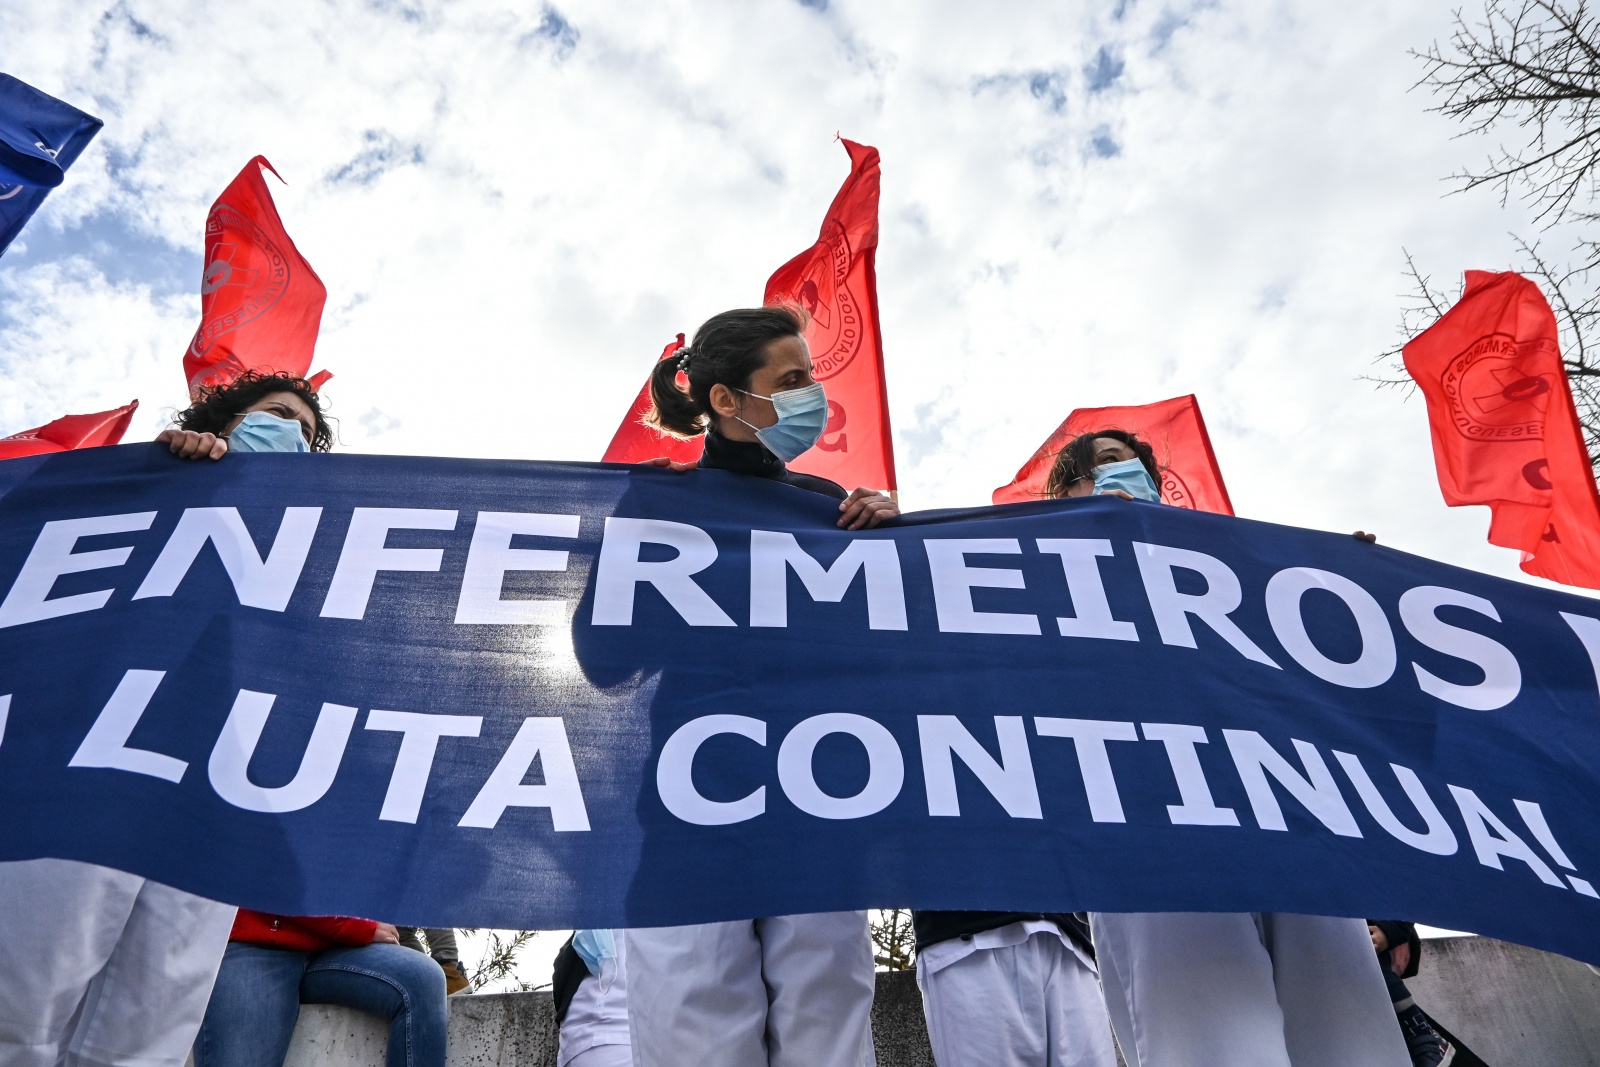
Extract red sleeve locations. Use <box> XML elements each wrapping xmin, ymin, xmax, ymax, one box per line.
<box><xmin>294</xmin><ymin>916</ymin><xmax>378</xmax><ymax>945</ymax></box>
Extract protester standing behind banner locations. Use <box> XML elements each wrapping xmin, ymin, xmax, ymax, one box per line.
<box><xmin>619</xmin><ymin>305</ymin><xmax>897</xmax><ymax>1067</ymax></box>
<box><xmin>0</xmin><ymin>373</ymin><xmax>331</xmax><ymax>1067</ymax></box>
<box><xmin>911</xmin><ymin>910</ymin><xmax>1114</xmax><ymax>1067</ymax></box>
<box><xmin>603</xmin><ymin>139</ymin><xmax>896</xmax><ymax>494</ymax></box>
<box><xmin>1046</xmin><ymin>432</ymin><xmax>1408</xmax><ymax>1067</ymax></box>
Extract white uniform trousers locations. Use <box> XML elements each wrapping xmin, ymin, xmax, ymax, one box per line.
<box><xmin>622</xmin><ymin>912</ymin><xmax>876</xmax><ymax>1067</ymax></box>
<box><xmin>559</xmin><ymin>937</ymin><xmax>630</xmax><ymax>1067</ymax></box>
<box><xmin>1091</xmin><ymin>912</ymin><xmax>1409</xmax><ymax>1067</ymax></box>
<box><xmin>915</xmin><ymin>923</ymin><xmax>1117</xmax><ymax>1067</ymax></box>
<box><xmin>0</xmin><ymin>858</ymin><xmax>236</xmax><ymax>1067</ymax></box>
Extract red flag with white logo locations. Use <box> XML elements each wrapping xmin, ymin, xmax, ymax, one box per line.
<box><xmin>601</xmin><ymin>334</ymin><xmax>705</xmax><ymax>465</ymax></box>
<box><xmin>766</xmin><ymin>138</ymin><xmax>895</xmax><ymax>492</ymax></box>
<box><xmin>0</xmin><ymin>400</ymin><xmax>138</xmax><ymax>459</ymax></box>
<box><xmin>993</xmin><ymin>394</ymin><xmax>1233</xmax><ymax>513</ymax></box>
<box><xmin>184</xmin><ymin>156</ymin><xmax>329</xmax><ymax>399</ymax></box>
<box><xmin>1402</xmin><ymin>270</ymin><xmax>1600</xmax><ymax>589</ymax></box>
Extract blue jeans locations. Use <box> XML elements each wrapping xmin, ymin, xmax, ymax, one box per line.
<box><xmin>194</xmin><ymin>941</ymin><xmax>448</xmax><ymax>1067</ymax></box>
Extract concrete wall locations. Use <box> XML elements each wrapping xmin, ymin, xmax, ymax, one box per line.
<box><xmin>279</xmin><ymin>936</ymin><xmax>1600</xmax><ymax>1066</ymax></box>
<box><xmin>1409</xmin><ymin>936</ymin><xmax>1600</xmax><ymax>1065</ymax></box>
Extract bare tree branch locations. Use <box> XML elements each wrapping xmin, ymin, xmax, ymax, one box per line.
<box><xmin>1416</xmin><ymin>0</ymin><xmax>1600</xmax><ymax>224</ymax></box>
<box><xmin>869</xmin><ymin>909</ymin><xmax>916</xmax><ymax>971</ymax></box>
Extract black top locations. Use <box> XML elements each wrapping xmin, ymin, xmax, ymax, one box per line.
<box><xmin>913</xmin><ymin>910</ymin><xmax>1094</xmax><ymax>958</ymax></box>
<box><xmin>697</xmin><ymin>429</ymin><xmax>848</xmax><ymax>500</ymax></box>
<box><xmin>551</xmin><ymin>934</ymin><xmax>587</xmax><ymax>1024</ymax></box>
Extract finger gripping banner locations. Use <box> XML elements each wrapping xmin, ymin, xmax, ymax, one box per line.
<box><xmin>1</xmin><ymin>446</ymin><xmax>1598</xmax><ymax>964</ymax></box>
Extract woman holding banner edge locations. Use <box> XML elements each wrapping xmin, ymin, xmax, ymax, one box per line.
<box><xmin>0</xmin><ymin>371</ymin><xmax>334</xmax><ymax>1067</ymax></box>
<box><xmin>622</xmin><ymin>304</ymin><xmax>896</xmax><ymax>1067</ymax></box>
<box><xmin>1046</xmin><ymin>431</ymin><xmax>1410</xmax><ymax>1067</ymax></box>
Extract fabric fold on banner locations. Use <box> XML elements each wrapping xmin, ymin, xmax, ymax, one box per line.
<box><xmin>0</xmin><ymin>73</ymin><xmax>102</xmax><ymax>257</ymax></box>
<box><xmin>1</xmin><ymin>447</ymin><xmax>1598</xmax><ymax>968</ymax></box>
<box><xmin>0</xmin><ymin>400</ymin><xmax>138</xmax><ymax>459</ymax></box>
<box><xmin>1403</xmin><ymin>270</ymin><xmax>1600</xmax><ymax>590</ymax></box>
<box><xmin>995</xmin><ymin>394</ymin><xmax>1233</xmax><ymax>512</ymax></box>
<box><xmin>184</xmin><ymin>156</ymin><xmax>329</xmax><ymax>398</ymax></box>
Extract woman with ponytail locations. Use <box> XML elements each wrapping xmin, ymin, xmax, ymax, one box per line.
<box><xmin>621</xmin><ymin>305</ymin><xmax>893</xmax><ymax>1067</ymax></box>
<box><xmin>642</xmin><ymin>305</ymin><xmax>898</xmax><ymax>531</ymax></box>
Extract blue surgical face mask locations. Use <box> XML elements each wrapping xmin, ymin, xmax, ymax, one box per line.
<box><xmin>736</xmin><ymin>382</ymin><xmax>828</xmax><ymax>463</ymax></box>
<box><xmin>572</xmin><ymin>928</ymin><xmax>620</xmax><ymax>990</ymax></box>
<box><xmin>1093</xmin><ymin>457</ymin><xmax>1160</xmax><ymax>502</ymax></box>
<box><xmin>228</xmin><ymin>411</ymin><xmax>310</xmax><ymax>454</ymax></box>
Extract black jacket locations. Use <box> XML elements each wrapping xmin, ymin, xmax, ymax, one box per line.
<box><xmin>913</xmin><ymin>911</ymin><xmax>1095</xmax><ymax>959</ymax></box>
<box><xmin>551</xmin><ymin>934</ymin><xmax>588</xmax><ymax>1024</ymax></box>
<box><xmin>697</xmin><ymin>429</ymin><xmax>848</xmax><ymax>499</ymax></box>
<box><xmin>1372</xmin><ymin>919</ymin><xmax>1422</xmax><ymax>980</ymax></box>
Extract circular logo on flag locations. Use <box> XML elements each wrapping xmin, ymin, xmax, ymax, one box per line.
<box><xmin>794</xmin><ymin>219</ymin><xmax>865</xmax><ymax>382</ymax></box>
<box><xmin>1160</xmin><ymin>468</ymin><xmax>1197</xmax><ymax>509</ymax></box>
<box><xmin>185</xmin><ymin>204</ymin><xmax>291</xmax><ymax>364</ymax></box>
<box><xmin>1440</xmin><ymin>333</ymin><xmax>1554</xmax><ymax>442</ymax></box>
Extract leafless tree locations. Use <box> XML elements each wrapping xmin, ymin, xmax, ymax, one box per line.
<box><xmin>870</xmin><ymin>909</ymin><xmax>916</xmax><ymax>971</ymax></box>
<box><xmin>1382</xmin><ymin>0</ymin><xmax>1600</xmax><ymax>465</ymax></box>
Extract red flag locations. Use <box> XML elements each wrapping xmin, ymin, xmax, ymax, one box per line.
<box><xmin>1402</xmin><ymin>270</ymin><xmax>1600</xmax><ymax>589</ymax></box>
<box><xmin>993</xmin><ymin>394</ymin><xmax>1234</xmax><ymax>513</ymax></box>
<box><xmin>184</xmin><ymin>156</ymin><xmax>328</xmax><ymax>399</ymax></box>
<box><xmin>766</xmin><ymin>138</ymin><xmax>895</xmax><ymax>492</ymax></box>
<box><xmin>600</xmin><ymin>334</ymin><xmax>706</xmax><ymax>465</ymax></box>
<box><xmin>603</xmin><ymin>140</ymin><xmax>897</xmax><ymax>490</ymax></box>
<box><xmin>0</xmin><ymin>400</ymin><xmax>138</xmax><ymax>460</ymax></box>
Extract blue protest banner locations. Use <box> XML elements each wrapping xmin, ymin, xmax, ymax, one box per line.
<box><xmin>1</xmin><ymin>444</ymin><xmax>1598</xmax><ymax>964</ymax></box>
<box><xmin>0</xmin><ymin>74</ymin><xmax>103</xmax><ymax>256</ymax></box>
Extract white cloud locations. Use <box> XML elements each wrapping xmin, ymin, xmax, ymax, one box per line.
<box><xmin>5</xmin><ymin>0</ymin><xmax>1590</xmax><ymax>576</ymax></box>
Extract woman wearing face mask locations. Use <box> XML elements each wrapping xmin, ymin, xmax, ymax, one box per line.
<box><xmin>620</xmin><ymin>306</ymin><xmax>894</xmax><ymax>1067</ymax></box>
<box><xmin>0</xmin><ymin>371</ymin><xmax>333</xmax><ymax>1067</ymax></box>
<box><xmin>1048</xmin><ymin>430</ymin><xmax>1407</xmax><ymax>1067</ymax></box>
<box><xmin>157</xmin><ymin>369</ymin><xmax>330</xmax><ymax>459</ymax></box>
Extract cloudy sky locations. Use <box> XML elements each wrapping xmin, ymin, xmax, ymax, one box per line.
<box><xmin>0</xmin><ymin>0</ymin><xmax>1581</xmax><ymax>977</ymax></box>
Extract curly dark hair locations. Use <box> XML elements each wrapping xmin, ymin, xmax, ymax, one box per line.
<box><xmin>173</xmin><ymin>370</ymin><xmax>334</xmax><ymax>452</ymax></box>
<box><xmin>1044</xmin><ymin>428</ymin><xmax>1160</xmax><ymax>498</ymax></box>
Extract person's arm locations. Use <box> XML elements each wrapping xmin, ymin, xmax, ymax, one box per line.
<box><xmin>295</xmin><ymin>916</ymin><xmax>388</xmax><ymax>945</ymax></box>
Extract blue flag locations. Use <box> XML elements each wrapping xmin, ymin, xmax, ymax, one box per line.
<box><xmin>2</xmin><ymin>445</ymin><xmax>1600</xmax><ymax>965</ymax></box>
<box><xmin>0</xmin><ymin>73</ymin><xmax>102</xmax><ymax>256</ymax></box>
